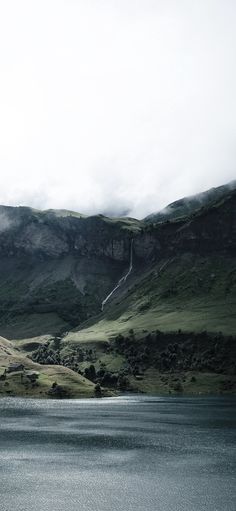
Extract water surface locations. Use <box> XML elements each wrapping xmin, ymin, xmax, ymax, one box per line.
<box><xmin>0</xmin><ymin>395</ymin><xmax>235</xmax><ymax>511</ymax></box>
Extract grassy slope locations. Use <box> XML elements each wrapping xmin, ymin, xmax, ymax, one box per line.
<box><xmin>0</xmin><ymin>313</ymin><xmax>69</xmax><ymax>340</ymax></box>
<box><xmin>129</xmin><ymin>369</ymin><xmax>236</xmax><ymax>395</ymax></box>
<box><xmin>58</xmin><ymin>252</ymin><xmax>236</xmax><ymax>395</ymax></box>
<box><xmin>1</xmin><ymin>187</ymin><xmax>235</xmax><ymax>396</ymax></box>
<box><xmin>64</xmin><ymin>253</ymin><xmax>236</xmax><ymax>345</ymax></box>
<box><xmin>0</xmin><ymin>336</ymin><xmax>95</xmax><ymax>398</ymax></box>
<box><xmin>144</xmin><ymin>180</ymin><xmax>236</xmax><ymax>223</ymax></box>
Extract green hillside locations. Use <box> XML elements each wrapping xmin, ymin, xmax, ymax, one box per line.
<box><xmin>144</xmin><ymin>180</ymin><xmax>236</xmax><ymax>223</ymax></box>
<box><xmin>0</xmin><ymin>181</ymin><xmax>235</xmax><ymax>396</ymax></box>
<box><xmin>0</xmin><ymin>336</ymin><xmax>96</xmax><ymax>398</ymax></box>
<box><xmin>65</xmin><ymin>254</ymin><xmax>236</xmax><ymax>344</ymax></box>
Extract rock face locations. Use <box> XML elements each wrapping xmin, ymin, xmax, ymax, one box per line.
<box><xmin>0</xmin><ymin>185</ymin><xmax>235</xmax><ymax>339</ymax></box>
<box><xmin>0</xmin><ymin>208</ymin><xmax>142</xmax><ymax>337</ymax></box>
<box><xmin>0</xmin><ymin>207</ymin><xmax>134</xmax><ymax>261</ymax></box>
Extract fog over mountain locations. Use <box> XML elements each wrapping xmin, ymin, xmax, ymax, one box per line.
<box><xmin>0</xmin><ymin>0</ymin><xmax>236</xmax><ymax>218</ymax></box>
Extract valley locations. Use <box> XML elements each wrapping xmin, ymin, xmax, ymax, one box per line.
<box><xmin>0</xmin><ymin>182</ymin><xmax>235</xmax><ymax>397</ymax></box>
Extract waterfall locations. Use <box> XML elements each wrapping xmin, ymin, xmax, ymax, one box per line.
<box><xmin>101</xmin><ymin>239</ymin><xmax>133</xmax><ymax>311</ymax></box>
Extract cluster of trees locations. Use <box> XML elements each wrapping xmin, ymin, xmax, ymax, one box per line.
<box><xmin>48</xmin><ymin>381</ymin><xmax>69</xmax><ymax>398</ymax></box>
<box><xmin>86</xmin><ymin>365</ymin><xmax>129</xmax><ymax>390</ymax></box>
<box><xmin>30</xmin><ymin>328</ymin><xmax>235</xmax><ymax>393</ymax></box>
<box><xmin>31</xmin><ymin>339</ymin><xmax>96</xmax><ymax>371</ymax></box>
<box><xmin>66</xmin><ymin>360</ymin><xmax>129</xmax><ymax>390</ymax></box>
<box><xmin>113</xmin><ymin>330</ymin><xmax>236</xmax><ymax>375</ymax></box>
<box><xmin>31</xmin><ymin>339</ymin><xmax>129</xmax><ymax>390</ymax></box>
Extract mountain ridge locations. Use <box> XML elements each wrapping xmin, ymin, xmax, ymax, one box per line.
<box><xmin>0</xmin><ymin>180</ymin><xmax>235</xmax><ymax>397</ymax></box>
<box><xmin>0</xmin><ymin>181</ymin><xmax>235</xmax><ymax>339</ymax></box>
<box><xmin>144</xmin><ymin>180</ymin><xmax>236</xmax><ymax>223</ymax></box>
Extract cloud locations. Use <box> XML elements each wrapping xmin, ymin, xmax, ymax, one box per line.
<box><xmin>0</xmin><ymin>211</ymin><xmax>14</xmax><ymax>232</ymax></box>
<box><xmin>0</xmin><ymin>0</ymin><xmax>235</xmax><ymax>219</ymax></box>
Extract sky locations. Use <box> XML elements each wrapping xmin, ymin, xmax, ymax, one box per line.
<box><xmin>0</xmin><ymin>0</ymin><xmax>235</xmax><ymax>219</ymax></box>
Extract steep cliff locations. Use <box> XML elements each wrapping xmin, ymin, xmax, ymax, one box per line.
<box><xmin>0</xmin><ymin>207</ymin><xmax>144</xmax><ymax>337</ymax></box>
<box><xmin>0</xmin><ymin>184</ymin><xmax>235</xmax><ymax>340</ymax></box>
<box><xmin>65</xmin><ymin>187</ymin><xmax>236</xmax><ymax>344</ymax></box>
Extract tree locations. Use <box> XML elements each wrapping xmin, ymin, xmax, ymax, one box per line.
<box><xmin>84</xmin><ymin>364</ymin><xmax>96</xmax><ymax>381</ymax></box>
<box><xmin>94</xmin><ymin>383</ymin><xmax>102</xmax><ymax>397</ymax></box>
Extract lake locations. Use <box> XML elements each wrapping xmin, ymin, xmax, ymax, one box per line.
<box><xmin>0</xmin><ymin>395</ymin><xmax>235</xmax><ymax>511</ymax></box>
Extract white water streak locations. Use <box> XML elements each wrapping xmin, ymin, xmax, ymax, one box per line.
<box><xmin>101</xmin><ymin>240</ymin><xmax>133</xmax><ymax>311</ymax></box>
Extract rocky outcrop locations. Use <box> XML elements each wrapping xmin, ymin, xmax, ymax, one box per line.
<box><xmin>0</xmin><ymin>187</ymin><xmax>235</xmax><ymax>338</ymax></box>
<box><xmin>0</xmin><ymin>207</ymin><xmax>136</xmax><ymax>262</ymax></box>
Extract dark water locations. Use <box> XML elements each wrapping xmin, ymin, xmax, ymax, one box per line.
<box><xmin>0</xmin><ymin>396</ymin><xmax>235</xmax><ymax>511</ymax></box>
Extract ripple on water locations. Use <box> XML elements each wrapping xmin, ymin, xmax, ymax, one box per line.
<box><xmin>0</xmin><ymin>395</ymin><xmax>235</xmax><ymax>511</ymax></box>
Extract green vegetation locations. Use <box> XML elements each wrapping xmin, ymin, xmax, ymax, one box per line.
<box><xmin>0</xmin><ymin>182</ymin><xmax>235</xmax><ymax>397</ymax></box>
<box><xmin>64</xmin><ymin>254</ymin><xmax>236</xmax><ymax>346</ymax></box>
<box><xmin>0</xmin><ymin>336</ymin><xmax>96</xmax><ymax>398</ymax></box>
<box><xmin>129</xmin><ymin>369</ymin><xmax>236</xmax><ymax>395</ymax></box>
<box><xmin>25</xmin><ymin>329</ymin><xmax>236</xmax><ymax>395</ymax></box>
<box><xmin>144</xmin><ymin>180</ymin><xmax>236</xmax><ymax>223</ymax></box>
<box><xmin>100</xmin><ymin>215</ymin><xmax>144</xmax><ymax>232</ymax></box>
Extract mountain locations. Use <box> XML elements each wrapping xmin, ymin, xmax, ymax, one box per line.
<box><xmin>0</xmin><ymin>205</ymin><xmax>143</xmax><ymax>338</ymax></box>
<box><xmin>144</xmin><ymin>180</ymin><xmax>236</xmax><ymax>223</ymax></box>
<box><xmin>0</xmin><ymin>181</ymin><xmax>235</xmax><ymax>396</ymax></box>
<box><xmin>63</xmin><ymin>186</ymin><xmax>236</xmax><ymax>349</ymax></box>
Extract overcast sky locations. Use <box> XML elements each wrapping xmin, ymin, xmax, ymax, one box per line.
<box><xmin>0</xmin><ymin>0</ymin><xmax>235</xmax><ymax>218</ymax></box>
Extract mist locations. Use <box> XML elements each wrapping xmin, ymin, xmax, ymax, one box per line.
<box><xmin>0</xmin><ymin>0</ymin><xmax>235</xmax><ymax>219</ymax></box>
<box><xmin>0</xmin><ymin>211</ymin><xmax>13</xmax><ymax>233</ymax></box>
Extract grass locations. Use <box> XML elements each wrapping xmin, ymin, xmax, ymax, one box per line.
<box><xmin>63</xmin><ymin>253</ymin><xmax>236</xmax><ymax>348</ymax></box>
<box><xmin>129</xmin><ymin>369</ymin><xmax>236</xmax><ymax>395</ymax></box>
<box><xmin>64</xmin><ymin>299</ymin><xmax>236</xmax><ymax>346</ymax></box>
<box><xmin>100</xmin><ymin>215</ymin><xmax>144</xmax><ymax>232</ymax></box>
<box><xmin>44</xmin><ymin>209</ymin><xmax>87</xmax><ymax>218</ymax></box>
<box><xmin>0</xmin><ymin>312</ymin><xmax>69</xmax><ymax>340</ymax></box>
<box><xmin>0</xmin><ymin>367</ymin><xmax>95</xmax><ymax>399</ymax></box>
<box><xmin>1</xmin><ymin>251</ymin><xmax>235</xmax><ymax>397</ymax></box>
<box><xmin>0</xmin><ymin>336</ymin><xmax>95</xmax><ymax>398</ymax></box>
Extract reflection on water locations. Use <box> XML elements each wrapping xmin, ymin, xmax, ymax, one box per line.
<box><xmin>0</xmin><ymin>395</ymin><xmax>235</xmax><ymax>511</ymax></box>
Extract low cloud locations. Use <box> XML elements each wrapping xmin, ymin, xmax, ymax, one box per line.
<box><xmin>0</xmin><ymin>0</ymin><xmax>235</xmax><ymax>218</ymax></box>
<box><xmin>0</xmin><ymin>211</ymin><xmax>13</xmax><ymax>232</ymax></box>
